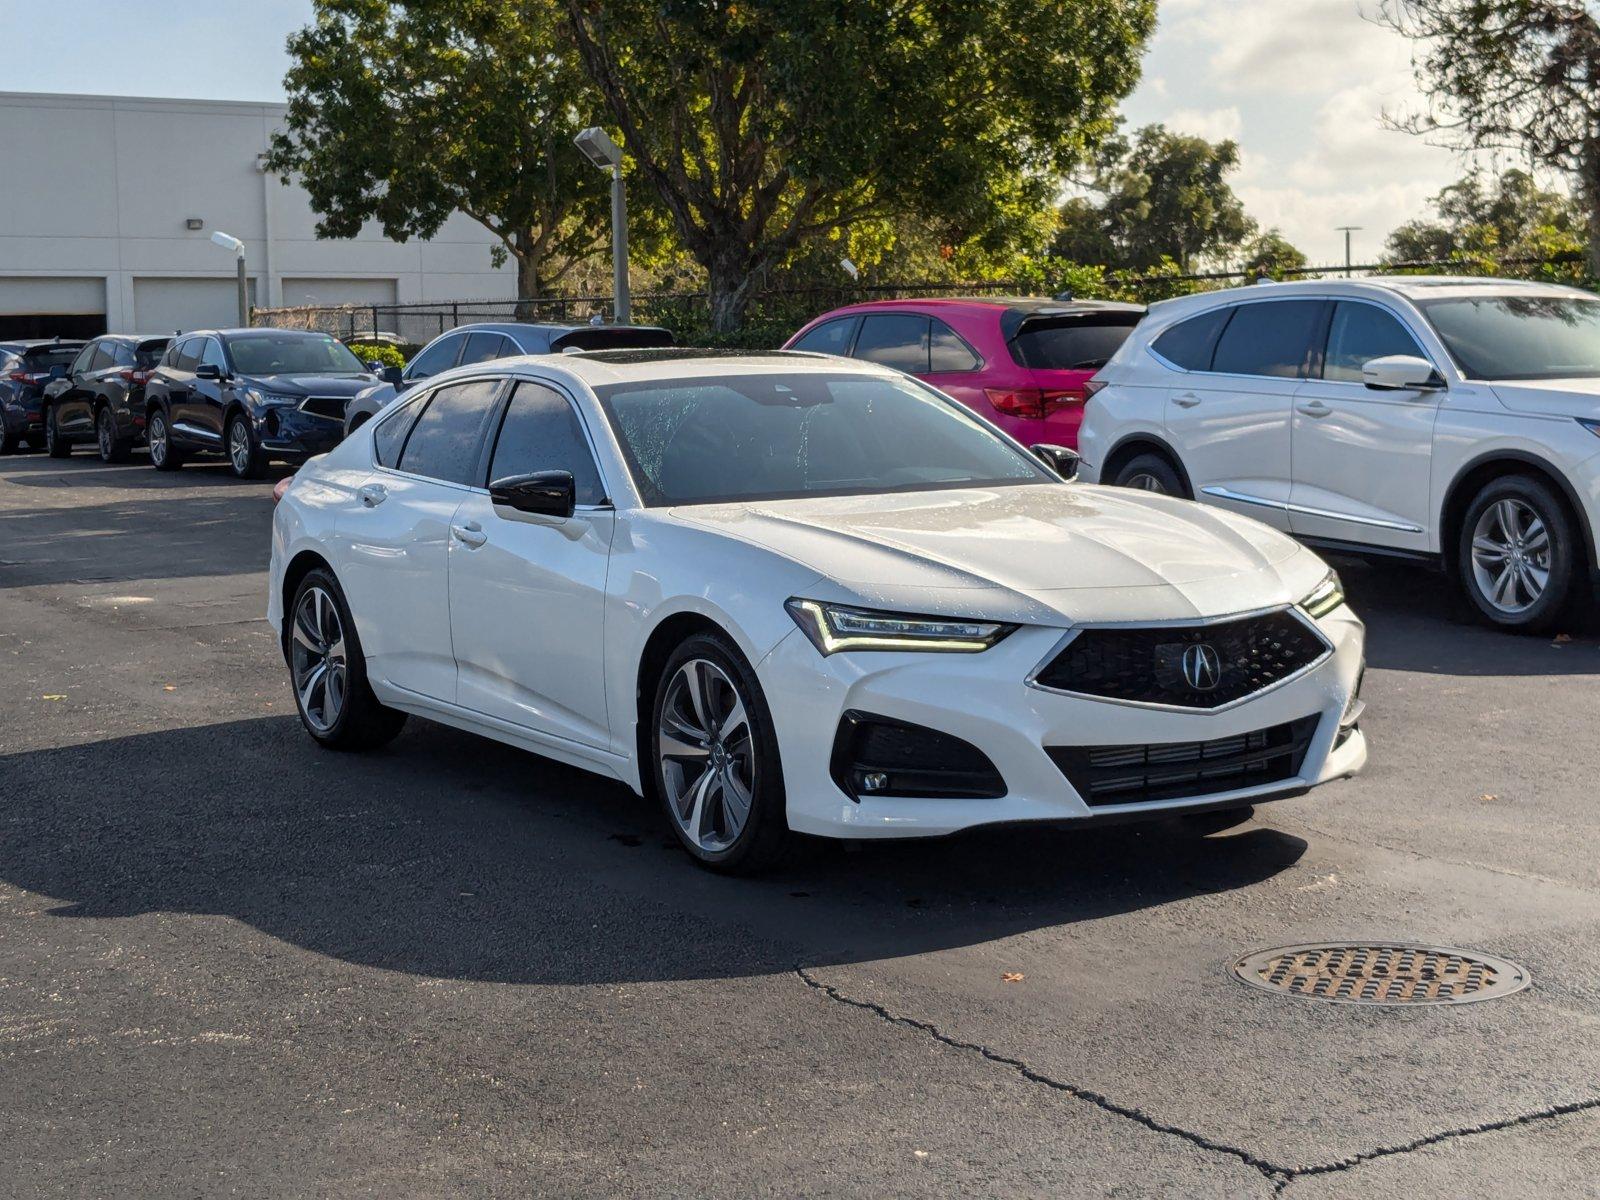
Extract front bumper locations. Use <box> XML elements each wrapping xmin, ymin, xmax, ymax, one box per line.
<box><xmin>2</xmin><ymin>396</ymin><xmax>43</xmax><ymax>435</ymax></box>
<box><xmin>255</xmin><ymin>407</ymin><xmax>343</xmax><ymax>462</ymax></box>
<box><xmin>758</xmin><ymin>604</ymin><xmax>1366</xmax><ymax>839</ymax></box>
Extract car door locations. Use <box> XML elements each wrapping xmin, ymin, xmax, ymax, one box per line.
<box><xmin>1163</xmin><ymin>299</ymin><xmax>1325</xmax><ymax>529</ymax></box>
<box><xmin>449</xmin><ymin>379</ymin><xmax>615</xmax><ymax>748</ymax></box>
<box><xmin>1287</xmin><ymin>299</ymin><xmax>1444</xmax><ymax>552</ymax></box>
<box><xmin>922</xmin><ymin>316</ymin><xmax>987</xmax><ymax>409</ymax></box>
<box><xmin>52</xmin><ymin>341</ymin><xmax>101</xmax><ymax>435</ymax></box>
<box><xmin>163</xmin><ymin>337</ymin><xmax>207</xmax><ymax>442</ymax></box>
<box><xmin>397</xmin><ymin>331</ymin><xmax>467</xmax><ymax>394</ymax></box>
<box><xmin>852</xmin><ymin>313</ymin><xmax>930</xmax><ymax>377</ymax></box>
<box><xmin>190</xmin><ymin>336</ymin><xmax>231</xmax><ymax>442</ymax></box>
<box><xmin>338</xmin><ymin>377</ymin><xmax>507</xmax><ymax>702</ymax></box>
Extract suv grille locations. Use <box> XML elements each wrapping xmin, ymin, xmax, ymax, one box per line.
<box><xmin>298</xmin><ymin>396</ymin><xmax>347</xmax><ymax>421</ymax></box>
<box><xmin>1032</xmin><ymin>610</ymin><xmax>1327</xmax><ymax>709</ymax></box>
<box><xmin>1048</xmin><ymin>715</ymin><xmax>1319</xmax><ymax>807</ymax></box>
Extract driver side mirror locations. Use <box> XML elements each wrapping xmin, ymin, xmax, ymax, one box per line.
<box><xmin>384</xmin><ymin>366</ymin><xmax>406</xmax><ymax>386</ymax></box>
<box><xmin>195</xmin><ymin>363</ymin><xmax>223</xmax><ymax>381</ymax></box>
<box><xmin>1031</xmin><ymin>443</ymin><xmax>1080</xmax><ymax>481</ymax></box>
<box><xmin>1362</xmin><ymin>354</ymin><xmax>1444</xmax><ymax>392</ymax></box>
<box><xmin>489</xmin><ymin>470</ymin><xmax>575</xmax><ymax>518</ymax></box>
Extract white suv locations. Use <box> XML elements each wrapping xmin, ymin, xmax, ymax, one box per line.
<box><xmin>1078</xmin><ymin>276</ymin><xmax>1600</xmax><ymax>631</ymax></box>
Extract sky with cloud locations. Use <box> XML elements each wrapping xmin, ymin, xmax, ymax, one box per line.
<box><xmin>2</xmin><ymin>0</ymin><xmax>1531</xmax><ymax>265</ymax></box>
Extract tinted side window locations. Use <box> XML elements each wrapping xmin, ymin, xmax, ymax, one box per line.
<box><xmin>198</xmin><ymin>338</ymin><xmax>227</xmax><ymax>371</ymax></box>
<box><xmin>928</xmin><ymin>319</ymin><xmax>981</xmax><ymax>372</ymax></box>
<box><xmin>373</xmin><ymin>394</ymin><xmax>425</xmax><ymax>468</ymax></box>
<box><xmin>1150</xmin><ymin>308</ymin><xmax>1231</xmax><ymax>371</ymax></box>
<box><xmin>109</xmin><ymin>341</ymin><xmax>136</xmax><ymax>368</ymax></box>
<box><xmin>488</xmin><ymin>382</ymin><xmax>606</xmax><ymax>506</ymax></box>
<box><xmin>405</xmin><ymin>333</ymin><xmax>464</xmax><ymax>381</ymax></box>
<box><xmin>459</xmin><ymin>331</ymin><xmax>508</xmax><ymax>366</ymax></box>
<box><xmin>173</xmin><ymin>338</ymin><xmax>202</xmax><ymax>371</ymax></box>
<box><xmin>1210</xmin><ymin>301</ymin><xmax>1324</xmax><ymax>379</ymax></box>
<box><xmin>70</xmin><ymin>343</ymin><xmax>98</xmax><ymax>374</ymax></box>
<box><xmin>89</xmin><ymin>343</ymin><xmax>117</xmax><ymax>371</ymax></box>
<box><xmin>853</xmin><ymin>314</ymin><xmax>930</xmax><ymax>372</ymax></box>
<box><xmin>396</xmin><ymin>378</ymin><xmax>503</xmax><ymax>485</ymax></box>
<box><xmin>1321</xmin><ymin>302</ymin><xmax>1426</xmax><ymax>382</ymax></box>
<box><xmin>791</xmin><ymin>317</ymin><xmax>859</xmax><ymax>356</ymax></box>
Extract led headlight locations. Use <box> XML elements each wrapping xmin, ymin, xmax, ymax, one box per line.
<box><xmin>785</xmin><ymin>598</ymin><xmax>1015</xmax><ymax>655</ymax></box>
<box><xmin>243</xmin><ymin>388</ymin><xmax>301</xmax><ymax>407</ymax></box>
<box><xmin>1299</xmin><ymin>569</ymin><xmax>1345</xmax><ymax>619</ymax></box>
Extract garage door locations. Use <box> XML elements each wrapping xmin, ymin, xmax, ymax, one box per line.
<box><xmin>0</xmin><ymin>276</ymin><xmax>106</xmax><ymax>339</ymax></box>
<box><xmin>133</xmin><ymin>277</ymin><xmax>257</xmax><ymax>335</ymax></box>
<box><xmin>279</xmin><ymin>278</ymin><xmax>398</xmax><ymax>308</ymax></box>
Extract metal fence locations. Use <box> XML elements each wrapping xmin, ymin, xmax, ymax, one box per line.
<box><xmin>251</xmin><ymin>255</ymin><xmax>1589</xmax><ymax>352</ymax></box>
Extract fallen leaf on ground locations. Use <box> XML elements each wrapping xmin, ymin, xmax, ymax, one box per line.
<box><xmin>1479</xmin><ymin>793</ymin><xmax>1501</xmax><ymax>803</ymax></box>
<box><xmin>1002</xmin><ymin>972</ymin><xmax>1025</xmax><ymax>983</ymax></box>
<box><xmin>163</xmin><ymin>684</ymin><xmax>177</xmax><ymax>692</ymax></box>
<box><xmin>41</xmin><ymin>694</ymin><xmax>65</xmax><ymax>701</ymax></box>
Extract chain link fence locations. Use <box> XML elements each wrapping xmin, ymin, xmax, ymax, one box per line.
<box><xmin>252</xmin><ymin>255</ymin><xmax>1590</xmax><ymax>353</ymax></box>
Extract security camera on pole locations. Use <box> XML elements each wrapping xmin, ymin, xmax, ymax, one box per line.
<box><xmin>573</xmin><ymin>127</ymin><xmax>630</xmax><ymax>325</ymax></box>
<box><xmin>210</xmin><ymin>231</ymin><xmax>250</xmax><ymax>326</ymax></box>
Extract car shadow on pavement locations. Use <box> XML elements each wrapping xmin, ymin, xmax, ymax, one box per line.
<box><xmin>0</xmin><ymin>716</ymin><xmax>1306</xmax><ymax>986</ymax></box>
<box><xmin>0</xmin><ymin>453</ymin><xmax>294</xmax><ymax>491</ymax></box>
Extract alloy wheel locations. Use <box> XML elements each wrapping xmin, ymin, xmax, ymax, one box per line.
<box><xmin>97</xmin><ymin>409</ymin><xmax>113</xmax><ymax>459</ymax></box>
<box><xmin>229</xmin><ymin>419</ymin><xmax>252</xmax><ymax>475</ymax></box>
<box><xmin>658</xmin><ymin>658</ymin><xmax>756</xmax><ymax>853</ymax></box>
<box><xmin>1124</xmin><ymin>471</ymin><xmax>1167</xmax><ymax>493</ymax></box>
<box><xmin>149</xmin><ymin>414</ymin><xmax>167</xmax><ymax>466</ymax></box>
<box><xmin>291</xmin><ymin>585</ymin><xmax>348</xmax><ymax>734</ymax></box>
<box><xmin>1470</xmin><ymin>497</ymin><xmax>1551</xmax><ymax>615</ymax></box>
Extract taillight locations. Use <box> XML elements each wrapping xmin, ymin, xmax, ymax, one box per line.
<box><xmin>8</xmin><ymin>371</ymin><xmax>37</xmax><ymax>384</ymax></box>
<box><xmin>120</xmin><ymin>369</ymin><xmax>152</xmax><ymax>385</ymax></box>
<box><xmin>1083</xmin><ymin>379</ymin><xmax>1108</xmax><ymax>400</ymax></box>
<box><xmin>985</xmin><ymin>387</ymin><xmax>1046</xmax><ymax>419</ymax></box>
<box><xmin>272</xmin><ymin>475</ymin><xmax>294</xmax><ymax>504</ymax></box>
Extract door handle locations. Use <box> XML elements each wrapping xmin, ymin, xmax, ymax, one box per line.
<box><xmin>452</xmin><ymin>521</ymin><xmax>487</xmax><ymax>548</ymax></box>
<box><xmin>358</xmin><ymin>483</ymin><xmax>388</xmax><ymax>508</ymax></box>
<box><xmin>1297</xmin><ymin>400</ymin><xmax>1332</xmax><ymax>418</ymax></box>
<box><xmin>1172</xmin><ymin>392</ymin><xmax>1202</xmax><ymax>408</ymax></box>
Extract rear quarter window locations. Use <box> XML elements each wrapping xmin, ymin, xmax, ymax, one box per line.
<box><xmin>1150</xmin><ymin>308</ymin><xmax>1232</xmax><ymax>371</ymax></box>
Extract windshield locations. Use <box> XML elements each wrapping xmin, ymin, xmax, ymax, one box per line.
<box><xmin>228</xmin><ymin>333</ymin><xmax>366</xmax><ymax>377</ymax></box>
<box><xmin>1011</xmin><ymin>314</ymin><xmax>1142</xmax><ymax>371</ymax></box>
<box><xmin>595</xmin><ymin>371</ymin><xmax>1051</xmax><ymax>506</ymax></box>
<box><xmin>21</xmin><ymin>346</ymin><xmax>82</xmax><ymax>369</ymax></box>
<box><xmin>1418</xmin><ymin>294</ymin><xmax>1600</xmax><ymax>380</ymax></box>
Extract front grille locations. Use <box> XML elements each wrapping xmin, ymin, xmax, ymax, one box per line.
<box><xmin>830</xmin><ymin>710</ymin><xmax>1006</xmax><ymax>801</ymax></box>
<box><xmin>1048</xmin><ymin>714</ymin><xmax>1319</xmax><ymax>807</ymax></box>
<box><xmin>1033</xmin><ymin>610</ymin><xmax>1327</xmax><ymax>709</ymax></box>
<box><xmin>298</xmin><ymin>396</ymin><xmax>347</xmax><ymax>421</ymax></box>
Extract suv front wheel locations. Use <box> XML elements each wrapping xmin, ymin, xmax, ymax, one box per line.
<box><xmin>1457</xmin><ymin>473</ymin><xmax>1577</xmax><ymax>633</ymax></box>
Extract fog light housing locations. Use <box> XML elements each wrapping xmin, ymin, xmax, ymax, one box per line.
<box><xmin>830</xmin><ymin>711</ymin><xmax>1006</xmax><ymax>802</ymax></box>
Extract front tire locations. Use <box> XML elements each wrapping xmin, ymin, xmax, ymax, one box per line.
<box><xmin>1457</xmin><ymin>474</ymin><xmax>1576</xmax><ymax>633</ymax></box>
<box><xmin>0</xmin><ymin>420</ymin><xmax>17</xmax><ymax>455</ymax></box>
<box><xmin>97</xmin><ymin>406</ymin><xmax>132</xmax><ymax>463</ymax></box>
<box><xmin>288</xmin><ymin>567</ymin><xmax>407</xmax><ymax>751</ymax></box>
<box><xmin>227</xmin><ymin>411</ymin><xmax>266</xmax><ymax>480</ymax></box>
<box><xmin>44</xmin><ymin>407</ymin><xmax>70</xmax><ymax>458</ymax></box>
<box><xmin>649</xmin><ymin>631</ymin><xmax>789</xmax><ymax>873</ymax></box>
<box><xmin>1113</xmin><ymin>452</ymin><xmax>1186</xmax><ymax>497</ymax></box>
<box><xmin>147</xmin><ymin>409</ymin><xmax>184</xmax><ymax>471</ymax></box>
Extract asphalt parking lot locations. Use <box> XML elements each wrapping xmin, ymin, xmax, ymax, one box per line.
<box><xmin>4</xmin><ymin>450</ymin><xmax>1600</xmax><ymax>1197</ymax></box>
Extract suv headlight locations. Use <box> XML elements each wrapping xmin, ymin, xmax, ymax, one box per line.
<box><xmin>1299</xmin><ymin>569</ymin><xmax>1345</xmax><ymax>619</ymax></box>
<box><xmin>243</xmin><ymin>388</ymin><xmax>301</xmax><ymax>407</ymax></box>
<box><xmin>786</xmin><ymin>598</ymin><xmax>1015</xmax><ymax>655</ymax></box>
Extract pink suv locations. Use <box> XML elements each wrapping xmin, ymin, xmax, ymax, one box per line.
<box><xmin>783</xmin><ymin>297</ymin><xmax>1144</xmax><ymax>448</ymax></box>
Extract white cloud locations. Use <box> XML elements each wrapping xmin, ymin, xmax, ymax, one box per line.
<box><xmin>1165</xmin><ymin>106</ymin><xmax>1244</xmax><ymax>143</ymax></box>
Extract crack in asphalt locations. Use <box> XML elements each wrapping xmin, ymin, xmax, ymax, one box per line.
<box><xmin>796</xmin><ymin>966</ymin><xmax>1600</xmax><ymax>1192</ymax></box>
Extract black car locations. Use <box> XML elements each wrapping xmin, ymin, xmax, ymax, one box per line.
<box><xmin>40</xmin><ymin>334</ymin><xmax>172</xmax><ymax>462</ymax></box>
<box><xmin>142</xmin><ymin>329</ymin><xmax>381</xmax><ymax>478</ymax></box>
<box><xmin>342</xmin><ymin>321</ymin><xmax>675</xmax><ymax>436</ymax></box>
<box><xmin>0</xmin><ymin>339</ymin><xmax>86</xmax><ymax>454</ymax></box>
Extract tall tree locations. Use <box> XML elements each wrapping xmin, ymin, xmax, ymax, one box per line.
<box><xmin>1384</xmin><ymin>167</ymin><xmax>1586</xmax><ymax>262</ymax></box>
<box><xmin>1052</xmin><ymin>125</ymin><xmax>1256</xmax><ymax>271</ymax></box>
<box><xmin>564</xmin><ymin>0</ymin><xmax>1155</xmax><ymax>331</ymax></box>
<box><xmin>1376</xmin><ymin>0</ymin><xmax>1600</xmax><ymax>273</ymax></box>
<box><xmin>267</xmin><ymin>0</ymin><xmax>609</xmax><ymax>301</ymax></box>
<box><xmin>1239</xmin><ymin>228</ymin><xmax>1308</xmax><ymax>277</ymax></box>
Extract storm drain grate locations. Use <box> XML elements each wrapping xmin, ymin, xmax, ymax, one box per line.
<box><xmin>1231</xmin><ymin>942</ymin><xmax>1531</xmax><ymax>1005</ymax></box>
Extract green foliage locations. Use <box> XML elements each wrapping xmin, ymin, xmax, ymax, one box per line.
<box><xmin>346</xmin><ymin>341</ymin><xmax>406</xmax><ymax>368</ymax></box>
<box><xmin>1384</xmin><ymin>169</ymin><xmax>1586</xmax><ymax>275</ymax></box>
<box><xmin>1240</xmin><ymin>228</ymin><xmax>1309</xmax><ymax>278</ymax></box>
<box><xmin>565</xmin><ymin>0</ymin><xmax>1156</xmax><ymax>330</ymax></box>
<box><xmin>1053</xmin><ymin>125</ymin><xmax>1258</xmax><ymax>272</ymax></box>
<box><xmin>268</xmin><ymin>0</ymin><xmax>612</xmax><ymax>297</ymax></box>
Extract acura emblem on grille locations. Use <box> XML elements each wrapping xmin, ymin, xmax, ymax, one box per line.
<box><xmin>1181</xmin><ymin>643</ymin><xmax>1223</xmax><ymax>691</ymax></box>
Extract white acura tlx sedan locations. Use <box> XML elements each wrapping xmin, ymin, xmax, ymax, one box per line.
<box><xmin>268</xmin><ymin>349</ymin><xmax>1367</xmax><ymax>872</ymax></box>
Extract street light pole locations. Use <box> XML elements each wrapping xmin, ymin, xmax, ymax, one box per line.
<box><xmin>574</xmin><ymin>127</ymin><xmax>630</xmax><ymax>324</ymax></box>
<box><xmin>1335</xmin><ymin>225</ymin><xmax>1362</xmax><ymax>279</ymax></box>
<box><xmin>210</xmin><ymin>231</ymin><xmax>250</xmax><ymax>325</ymax></box>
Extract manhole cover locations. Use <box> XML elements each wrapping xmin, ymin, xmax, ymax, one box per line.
<box><xmin>1231</xmin><ymin>942</ymin><xmax>1530</xmax><ymax>1005</ymax></box>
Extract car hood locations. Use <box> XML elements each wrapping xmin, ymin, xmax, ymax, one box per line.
<box><xmin>670</xmin><ymin>483</ymin><xmax>1328</xmax><ymax>625</ymax></box>
<box><xmin>1489</xmin><ymin>377</ymin><xmax>1600</xmax><ymax>418</ymax></box>
<box><xmin>244</xmin><ymin>374</ymin><xmax>378</xmax><ymax>397</ymax></box>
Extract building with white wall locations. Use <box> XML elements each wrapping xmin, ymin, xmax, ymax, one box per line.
<box><xmin>0</xmin><ymin>91</ymin><xmax>517</xmax><ymax>338</ymax></box>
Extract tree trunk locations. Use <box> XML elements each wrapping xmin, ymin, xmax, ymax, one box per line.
<box><xmin>1585</xmin><ymin>141</ymin><xmax>1600</xmax><ymax>280</ymax></box>
<box><xmin>515</xmin><ymin>249</ymin><xmax>546</xmax><ymax>321</ymax></box>
<box><xmin>705</xmin><ymin>253</ymin><xmax>759</xmax><ymax>335</ymax></box>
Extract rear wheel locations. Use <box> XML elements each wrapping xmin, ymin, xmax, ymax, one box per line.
<box><xmin>0</xmin><ymin>421</ymin><xmax>17</xmax><ymax>455</ymax></box>
<box><xmin>44</xmin><ymin>407</ymin><xmax>70</xmax><ymax>458</ymax></box>
<box><xmin>1113</xmin><ymin>452</ymin><xmax>1186</xmax><ymax>497</ymax></box>
<box><xmin>1457</xmin><ymin>474</ymin><xmax>1576</xmax><ymax>633</ymax></box>
<box><xmin>288</xmin><ymin>567</ymin><xmax>407</xmax><ymax>751</ymax></box>
<box><xmin>148</xmin><ymin>410</ymin><xmax>183</xmax><ymax>471</ymax></box>
<box><xmin>97</xmin><ymin>406</ymin><xmax>132</xmax><ymax>463</ymax></box>
<box><xmin>227</xmin><ymin>411</ymin><xmax>266</xmax><ymax>480</ymax></box>
<box><xmin>650</xmin><ymin>632</ymin><xmax>790</xmax><ymax>873</ymax></box>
